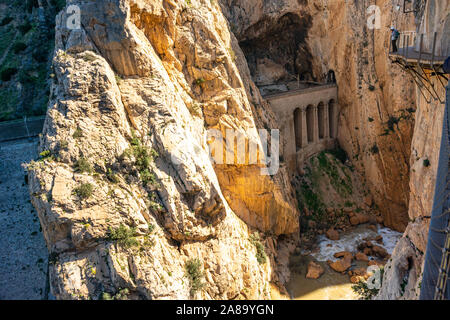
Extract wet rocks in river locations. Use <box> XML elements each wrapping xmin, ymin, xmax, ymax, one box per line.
<box><xmin>306</xmin><ymin>261</ymin><xmax>324</xmax><ymax>279</ymax></box>
<box><xmin>325</xmin><ymin>228</ymin><xmax>340</xmax><ymax>240</ymax></box>
<box><xmin>355</xmin><ymin>252</ymin><xmax>369</xmax><ymax>262</ymax></box>
<box><xmin>375</xmin><ymin>235</ymin><xmax>383</xmax><ymax>244</ymax></box>
<box><xmin>328</xmin><ymin>252</ymin><xmax>353</xmax><ymax>273</ymax></box>
<box><xmin>349</xmin><ymin>213</ymin><xmax>370</xmax><ymax>226</ymax></box>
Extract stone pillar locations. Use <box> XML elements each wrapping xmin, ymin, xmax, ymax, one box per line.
<box><xmin>324</xmin><ymin>103</ymin><xmax>330</xmax><ymax>139</ymax></box>
<box><xmin>301</xmin><ymin>108</ymin><xmax>308</xmax><ymax>147</ymax></box>
<box><xmin>287</xmin><ymin>118</ymin><xmax>297</xmax><ymax>170</ymax></box>
<box><xmin>313</xmin><ymin>105</ymin><xmax>319</xmax><ymax>142</ymax></box>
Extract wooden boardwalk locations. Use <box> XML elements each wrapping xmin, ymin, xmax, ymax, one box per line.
<box><xmin>390</xmin><ymin>46</ymin><xmax>448</xmax><ymax>66</ymax></box>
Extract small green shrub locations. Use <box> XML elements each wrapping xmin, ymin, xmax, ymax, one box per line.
<box><xmin>75</xmin><ymin>157</ymin><xmax>92</xmax><ymax>173</ymax></box>
<box><xmin>73</xmin><ymin>127</ymin><xmax>82</xmax><ymax>139</ymax></box>
<box><xmin>74</xmin><ymin>183</ymin><xmax>94</xmax><ymax>199</ymax></box>
<box><xmin>106</xmin><ymin>168</ymin><xmax>119</xmax><ymax>183</ymax></box>
<box><xmin>18</xmin><ymin>22</ymin><xmax>33</xmax><ymax>35</ymax></box>
<box><xmin>185</xmin><ymin>258</ymin><xmax>205</xmax><ymax>296</ymax></box>
<box><xmin>352</xmin><ymin>267</ymin><xmax>384</xmax><ymax>300</ymax></box>
<box><xmin>351</xmin><ymin>279</ymin><xmax>379</xmax><ymax>300</ymax></box>
<box><xmin>123</xmin><ymin>135</ymin><xmax>158</xmax><ymax>186</ymax></box>
<box><xmin>82</xmin><ymin>52</ymin><xmax>97</xmax><ymax>62</ymax></box>
<box><xmin>1</xmin><ymin>67</ymin><xmax>18</xmax><ymax>81</ymax></box>
<box><xmin>13</xmin><ymin>42</ymin><xmax>27</xmax><ymax>54</ymax></box>
<box><xmin>369</xmin><ymin>143</ymin><xmax>379</xmax><ymax>155</ymax></box>
<box><xmin>368</xmin><ymin>117</ymin><xmax>374</xmax><ymax>122</ymax></box>
<box><xmin>59</xmin><ymin>140</ymin><xmax>68</xmax><ymax>150</ymax></box>
<box><xmin>39</xmin><ymin>150</ymin><xmax>54</xmax><ymax>161</ymax></box>
<box><xmin>100</xmin><ymin>288</ymin><xmax>130</xmax><ymax>300</ymax></box>
<box><xmin>195</xmin><ymin>78</ymin><xmax>205</xmax><ymax>85</ymax></box>
<box><xmin>108</xmin><ymin>224</ymin><xmax>139</xmax><ymax>248</ymax></box>
<box><xmin>0</xmin><ymin>17</ymin><xmax>13</xmax><ymax>26</ymax></box>
<box><xmin>387</xmin><ymin>116</ymin><xmax>399</xmax><ymax>132</ymax></box>
<box><xmin>423</xmin><ymin>159</ymin><xmax>430</xmax><ymax>167</ymax></box>
<box><xmin>249</xmin><ymin>233</ymin><xmax>267</xmax><ymax>264</ymax></box>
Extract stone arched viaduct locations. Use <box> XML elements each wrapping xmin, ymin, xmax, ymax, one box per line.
<box><xmin>264</xmin><ymin>84</ymin><xmax>339</xmax><ymax>172</ymax></box>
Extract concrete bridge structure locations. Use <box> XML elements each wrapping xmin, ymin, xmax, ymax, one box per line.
<box><xmin>264</xmin><ymin>84</ymin><xmax>339</xmax><ymax>172</ymax></box>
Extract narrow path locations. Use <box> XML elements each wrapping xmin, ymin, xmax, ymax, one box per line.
<box><xmin>0</xmin><ymin>138</ymin><xmax>48</xmax><ymax>299</ymax></box>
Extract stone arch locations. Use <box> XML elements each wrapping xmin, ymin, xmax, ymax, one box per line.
<box><xmin>306</xmin><ymin>105</ymin><xmax>314</xmax><ymax>143</ymax></box>
<box><xmin>329</xmin><ymin>99</ymin><xmax>336</xmax><ymax>138</ymax></box>
<box><xmin>318</xmin><ymin>102</ymin><xmax>325</xmax><ymax>139</ymax></box>
<box><xmin>294</xmin><ymin>107</ymin><xmax>303</xmax><ymax>150</ymax></box>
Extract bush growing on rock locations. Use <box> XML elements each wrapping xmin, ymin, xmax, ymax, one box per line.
<box><xmin>250</xmin><ymin>233</ymin><xmax>267</xmax><ymax>264</ymax></box>
<box><xmin>185</xmin><ymin>258</ymin><xmax>205</xmax><ymax>296</ymax></box>
<box><xmin>75</xmin><ymin>157</ymin><xmax>92</xmax><ymax>174</ymax></box>
<box><xmin>74</xmin><ymin>182</ymin><xmax>93</xmax><ymax>199</ymax></box>
<box><xmin>123</xmin><ymin>135</ymin><xmax>158</xmax><ymax>186</ymax></box>
<box><xmin>351</xmin><ymin>267</ymin><xmax>384</xmax><ymax>300</ymax></box>
<box><xmin>108</xmin><ymin>224</ymin><xmax>139</xmax><ymax>248</ymax></box>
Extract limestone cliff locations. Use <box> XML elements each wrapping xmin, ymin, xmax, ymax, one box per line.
<box><xmin>221</xmin><ymin>0</ymin><xmax>417</xmax><ymax>232</ymax></box>
<box><xmin>377</xmin><ymin>0</ymin><xmax>449</xmax><ymax>300</ymax></box>
<box><xmin>27</xmin><ymin>0</ymin><xmax>299</xmax><ymax>300</ymax></box>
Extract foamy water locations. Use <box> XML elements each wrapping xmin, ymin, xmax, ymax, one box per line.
<box><xmin>305</xmin><ymin>224</ymin><xmax>402</xmax><ymax>262</ymax></box>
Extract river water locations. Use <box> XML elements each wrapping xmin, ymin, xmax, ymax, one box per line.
<box><xmin>286</xmin><ymin>224</ymin><xmax>402</xmax><ymax>300</ymax></box>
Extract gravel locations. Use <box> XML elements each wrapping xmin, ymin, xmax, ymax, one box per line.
<box><xmin>0</xmin><ymin>138</ymin><xmax>49</xmax><ymax>299</ymax></box>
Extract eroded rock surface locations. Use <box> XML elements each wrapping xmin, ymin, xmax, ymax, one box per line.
<box><xmin>28</xmin><ymin>0</ymin><xmax>299</xmax><ymax>300</ymax></box>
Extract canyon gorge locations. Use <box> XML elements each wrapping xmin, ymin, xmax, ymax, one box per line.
<box><xmin>1</xmin><ymin>0</ymin><xmax>448</xmax><ymax>300</ymax></box>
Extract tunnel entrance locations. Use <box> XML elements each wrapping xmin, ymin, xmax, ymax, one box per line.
<box><xmin>238</xmin><ymin>12</ymin><xmax>313</xmax><ymax>87</ymax></box>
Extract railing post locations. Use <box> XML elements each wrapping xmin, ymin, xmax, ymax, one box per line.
<box><xmin>419</xmin><ymin>33</ymin><xmax>423</xmax><ymax>62</ymax></box>
<box><xmin>431</xmin><ymin>32</ymin><xmax>437</xmax><ymax>67</ymax></box>
<box><xmin>406</xmin><ymin>35</ymin><xmax>409</xmax><ymax>60</ymax></box>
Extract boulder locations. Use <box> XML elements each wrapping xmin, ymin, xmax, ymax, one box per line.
<box><xmin>306</xmin><ymin>261</ymin><xmax>325</xmax><ymax>279</ymax></box>
<box><xmin>325</xmin><ymin>228</ymin><xmax>340</xmax><ymax>240</ymax></box>
<box><xmin>355</xmin><ymin>252</ymin><xmax>369</xmax><ymax>262</ymax></box>
<box><xmin>350</xmin><ymin>213</ymin><xmax>370</xmax><ymax>226</ymax></box>
<box><xmin>334</xmin><ymin>251</ymin><xmax>352</xmax><ymax>260</ymax></box>
<box><xmin>350</xmin><ymin>275</ymin><xmax>361</xmax><ymax>284</ymax></box>
<box><xmin>328</xmin><ymin>253</ymin><xmax>352</xmax><ymax>273</ymax></box>
<box><xmin>375</xmin><ymin>235</ymin><xmax>383</xmax><ymax>244</ymax></box>
<box><xmin>372</xmin><ymin>245</ymin><xmax>388</xmax><ymax>259</ymax></box>
<box><xmin>364</xmin><ymin>195</ymin><xmax>373</xmax><ymax>206</ymax></box>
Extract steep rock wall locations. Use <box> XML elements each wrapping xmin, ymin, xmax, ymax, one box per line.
<box><xmin>28</xmin><ymin>0</ymin><xmax>299</xmax><ymax>300</ymax></box>
<box><xmin>377</xmin><ymin>0</ymin><xmax>449</xmax><ymax>300</ymax></box>
<box><xmin>222</xmin><ymin>0</ymin><xmax>417</xmax><ymax>232</ymax></box>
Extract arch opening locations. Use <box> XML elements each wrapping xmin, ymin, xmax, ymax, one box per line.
<box><xmin>306</xmin><ymin>105</ymin><xmax>314</xmax><ymax>143</ymax></box>
<box><xmin>318</xmin><ymin>102</ymin><xmax>325</xmax><ymax>139</ymax></box>
<box><xmin>294</xmin><ymin>108</ymin><xmax>302</xmax><ymax>150</ymax></box>
<box><xmin>329</xmin><ymin>99</ymin><xmax>336</xmax><ymax>138</ymax></box>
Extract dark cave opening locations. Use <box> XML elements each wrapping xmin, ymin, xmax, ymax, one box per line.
<box><xmin>238</xmin><ymin>12</ymin><xmax>313</xmax><ymax>86</ymax></box>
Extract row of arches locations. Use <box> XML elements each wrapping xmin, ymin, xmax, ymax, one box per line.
<box><xmin>293</xmin><ymin>99</ymin><xmax>336</xmax><ymax>150</ymax></box>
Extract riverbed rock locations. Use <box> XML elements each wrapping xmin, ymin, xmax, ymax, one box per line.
<box><xmin>328</xmin><ymin>252</ymin><xmax>352</xmax><ymax>273</ymax></box>
<box><xmin>325</xmin><ymin>228</ymin><xmax>339</xmax><ymax>241</ymax></box>
<box><xmin>26</xmin><ymin>0</ymin><xmax>305</xmax><ymax>300</ymax></box>
<box><xmin>375</xmin><ymin>235</ymin><xmax>383</xmax><ymax>244</ymax></box>
<box><xmin>350</xmin><ymin>213</ymin><xmax>370</xmax><ymax>226</ymax></box>
<box><xmin>372</xmin><ymin>245</ymin><xmax>389</xmax><ymax>259</ymax></box>
<box><xmin>333</xmin><ymin>251</ymin><xmax>352</xmax><ymax>260</ymax></box>
<box><xmin>306</xmin><ymin>261</ymin><xmax>324</xmax><ymax>279</ymax></box>
<box><xmin>355</xmin><ymin>252</ymin><xmax>369</xmax><ymax>262</ymax></box>
<box><xmin>350</xmin><ymin>275</ymin><xmax>362</xmax><ymax>284</ymax></box>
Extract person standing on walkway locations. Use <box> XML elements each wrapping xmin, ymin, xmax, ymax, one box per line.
<box><xmin>391</xmin><ymin>26</ymin><xmax>400</xmax><ymax>53</ymax></box>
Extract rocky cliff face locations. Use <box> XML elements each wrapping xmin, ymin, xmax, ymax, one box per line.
<box><xmin>27</xmin><ymin>0</ymin><xmax>299</xmax><ymax>300</ymax></box>
<box><xmin>377</xmin><ymin>0</ymin><xmax>449</xmax><ymax>300</ymax></box>
<box><xmin>222</xmin><ymin>0</ymin><xmax>416</xmax><ymax>232</ymax></box>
